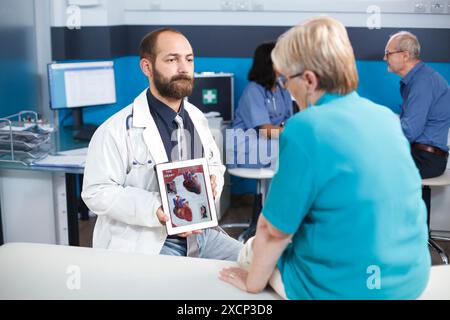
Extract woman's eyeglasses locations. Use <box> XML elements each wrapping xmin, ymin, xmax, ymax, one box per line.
<box><xmin>278</xmin><ymin>71</ymin><xmax>305</xmax><ymax>88</ymax></box>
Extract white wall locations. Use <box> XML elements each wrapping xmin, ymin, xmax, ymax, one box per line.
<box><xmin>51</xmin><ymin>0</ymin><xmax>450</xmax><ymax>28</ymax></box>
<box><xmin>0</xmin><ymin>0</ymin><xmax>35</xmax><ymax>27</ymax></box>
<box><xmin>51</xmin><ymin>0</ymin><xmax>125</xmax><ymax>26</ymax></box>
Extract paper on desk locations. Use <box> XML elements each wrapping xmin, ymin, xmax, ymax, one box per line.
<box><xmin>0</xmin><ymin>123</ymin><xmax>36</xmax><ymax>132</ymax></box>
<box><xmin>204</xmin><ymin>112</ymin><xmax>221</xmax><ymax>118</ymax></box>
<box><xmin>58</xmin><ymin>147</ymin><xmax>88</xmax><ymax>156</ymax></box>
<box><xmin>31</xmin><ymin>154</ymin><xmax>86</xmax><ymax>168</ymax></box>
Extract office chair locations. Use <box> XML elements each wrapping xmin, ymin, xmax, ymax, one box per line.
<box><xmin>422</xmin><ymin>170</ymin><xmax>450</xmax><ymax>265</ymax></box>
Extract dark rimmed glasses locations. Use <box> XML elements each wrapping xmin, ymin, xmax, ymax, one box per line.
<box><xmin>384</xmin><ymin>50</ymin><xmax>406</xmax><ymax>58</ymax></box>
<box><xmin>278</xmin><ymin>71</ymin><xmax>305</xmax><ymax>88</ymax></box>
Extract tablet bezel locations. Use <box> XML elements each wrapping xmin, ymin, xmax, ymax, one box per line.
<box><xmin>156</xmin><ymin>158</ymin><xmax>218</xmax><ymax>235</ymax></box>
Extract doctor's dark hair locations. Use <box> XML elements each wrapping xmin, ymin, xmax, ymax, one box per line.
<box><xmin>248</xmin><ymin>42</ymin><xmax>277</xmax><ymax>90</ymax></box>
<box><xmin>139</xmin><ymin>28</ymin><xmax>184</xmax><ymax>65</ymax></box>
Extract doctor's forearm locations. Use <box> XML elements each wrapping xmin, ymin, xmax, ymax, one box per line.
<box><xmin>83</xmin><ymin>185</ymin><xmax>163</xmax><ymax>228</ymax></box>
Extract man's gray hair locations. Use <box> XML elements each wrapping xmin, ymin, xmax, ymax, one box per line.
<box><xmin>389</xmin><ymin>31</ymin><xmax>421</xmax><ymax>60</ymax></box>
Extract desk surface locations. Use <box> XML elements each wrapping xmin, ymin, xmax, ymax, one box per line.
<box><xmin>0</xmin><ymin>128</ymin><xmax>88</xmax><ymax>174</ymax></box>
<box><xmin>0</xmin><ymin>243</ymin><xmax>281</xmax><ymax>300</ymax></box>
<box><xmin>227</xmin><ymin>168</ymin><xmax>275</xmax><ymax>180</ymax></box>
<box><xmin>1</xmin><ymin>243</ymin><xmax>449</xmax><ymax>300</ymax></box>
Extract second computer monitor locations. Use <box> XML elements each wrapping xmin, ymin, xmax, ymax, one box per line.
<box><xmin>48</xmin><ymin>60</ymin><xmax>116</xmax><ymax>111</ymax></box>
<box><xmin>47</xmin><ymin>60</ymin><xmax>117</xmax><ymax>139</ymax></box>
<box><xmin>187</xmin><ymin>73</ymin><xmax>234</xmax><ymax>122</ymax></box>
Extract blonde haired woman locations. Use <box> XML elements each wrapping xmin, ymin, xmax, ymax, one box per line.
<box><xmin>219</xmin><ymin>17</ymin><xmax>430</xmax><ymax>300</ymax></box>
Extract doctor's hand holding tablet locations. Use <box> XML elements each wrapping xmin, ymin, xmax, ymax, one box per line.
<box><xmin>156</xmin><ymin>167</ymin><xmax>218</xmax><ymax>237</ymax></box>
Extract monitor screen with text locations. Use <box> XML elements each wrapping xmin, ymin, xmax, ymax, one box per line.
<box><xmin>48</xmin><ymin>61</ymin><xmax>116</xmax><ymax>110</ymax></box>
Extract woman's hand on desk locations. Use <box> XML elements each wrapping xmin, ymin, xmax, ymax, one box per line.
<box><xmin>156</xmin><ymin>207</ymin><xmax>202</xmax><ymax>238</ymax></box>
<box><xmin>219</xmin><ymin>267</ymin><xmax>251</xmax><ymax>293</ymax></box>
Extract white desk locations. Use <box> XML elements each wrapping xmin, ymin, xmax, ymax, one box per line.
<box><xmin>1</xmin><ymin>243</ymin><xmax>448</xmax><ymax>300</ymax></box>
<box><xmin>0</xmin><ymin>243</ymin><xmax>281</xmax><ymax>300</ymax></box>
<box><xmin>0</xmin><ymin>129</ymin><xmax>89</xmax><ymax>246</ymax></box>
<box><xmin>227</xmin><ymin>168</ymin><xmax>275</xmax><ymax>180</ymax></box>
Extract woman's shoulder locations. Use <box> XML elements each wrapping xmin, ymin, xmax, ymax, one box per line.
<box><xmin>242</xmin><ymin>81</ymin><xmax>266</xmax><ymax>95</ymax></box>
<box><xmin>356</xmin><ymin>95</ymin><xmax>398</xmax><ymax>119</ymax></box>
<box><xmin>282</xmin><ymin>111</ymin><xmax>317</xmax><ymax>136</ymax></box>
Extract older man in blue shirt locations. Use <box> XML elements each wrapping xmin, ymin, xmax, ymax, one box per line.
<box><xmin>384</xmin><ymin>31</ymin><xmax>450</xmax><ymax>178</ymax></box>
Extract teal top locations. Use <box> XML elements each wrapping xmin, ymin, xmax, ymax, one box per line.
<box><xmin>263</xmin><ymin>92</ymin><xmax>430</xmax><ymax>300</ymax></box>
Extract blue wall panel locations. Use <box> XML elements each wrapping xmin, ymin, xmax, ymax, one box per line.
<box><xmin>356</xmin><ymin>61</ymin><xmax>450</xmax><ymax>114</ymax></box>
<box><xmin>0</xmin><ymin>59</ymin><xmax>37</xmax><ymax>117</ymax></box>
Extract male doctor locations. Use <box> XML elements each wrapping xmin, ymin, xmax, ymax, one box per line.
<box><xmin>82</xmin><ymin>28</ymin><xmax>242</xmax><ymax>260</ymax></box>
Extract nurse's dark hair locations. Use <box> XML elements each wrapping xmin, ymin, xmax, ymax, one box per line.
<box><xmin>139</xmin><ymin>27</ymin><xmax>183</xmax><ymax>64</ymax></box>
<box><xmin>248</xmin><ymin>42</ymin><xmax>277</xmax><ymax>90</ymax></box>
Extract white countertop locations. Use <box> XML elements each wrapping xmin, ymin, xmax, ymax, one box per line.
<box><xmin>227</xmin><ymin>168</ymin><xmax>275</xmax><ymax>180</ymax></box>
<box><xmin>0</xmin><ymin>243</ymin><xmax>281</xmax><ymax>300</ymax></box>
<box><xmin>1</xmin><ymin>243</ymin><xmax>448</xmax><ymax>300</ymax></box>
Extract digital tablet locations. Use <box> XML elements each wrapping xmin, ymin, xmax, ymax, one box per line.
<box><xmin>155</xmin><ymin>158</ymin><xmax>218</xmax><ymax>235</ymax></box>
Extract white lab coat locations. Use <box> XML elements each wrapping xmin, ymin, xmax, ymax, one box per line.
<box><xmin>81</xmin><ymin>89</ymin><xmax>225</xmax><ymax>255</ymax></box>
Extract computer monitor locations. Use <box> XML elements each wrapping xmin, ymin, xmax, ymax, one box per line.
<box><xmin>187</xmin><ymin>73</ymin><xmax>234</xmax><ymax>122</ymax></box>
<box><xmin>47</xmin><ymin>61</ymin><xmax>116</xmax><ymax>139</ymax></box>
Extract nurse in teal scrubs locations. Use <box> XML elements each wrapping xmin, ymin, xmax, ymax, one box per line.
<box><xmin>220</xmin><ymin>17</ymin><xmax>430</xmax><ymax>300</ymax></box>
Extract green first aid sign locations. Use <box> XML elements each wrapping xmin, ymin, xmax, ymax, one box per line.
<box><xmin>202</xmin><ymin>89</ymin><xmax>217</xmax><ymax>104</ymax></box>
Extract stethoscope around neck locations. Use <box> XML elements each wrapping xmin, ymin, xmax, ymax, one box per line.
<box><xmin>266</xmin><ymin>83</ymin><xmax>291</xmax><ymax>114</ymax></box>
<box><xmin>265</xmin><ymin>89</ymin><xmax>279</xmax><ymax>113</ymax></box>
<box><xmin>266</xmin><ymin>83</ymin><xmax>288</xmax><ymax>112</ymax></box>
<box><xmin>125</xmin><ymin>112</ymin><xmax>216</xmax><ymax>166</ymax></box>
<box><xmin>126</xmin><ymin>112</ymin><xmax>153</xmax><ymax>166</ymax></box>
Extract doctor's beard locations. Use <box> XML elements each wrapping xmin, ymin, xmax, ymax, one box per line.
<box><xmin>153</xmin><ymin>69</ymin><xmax>194</xmax><ymax>100</ymax></box>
